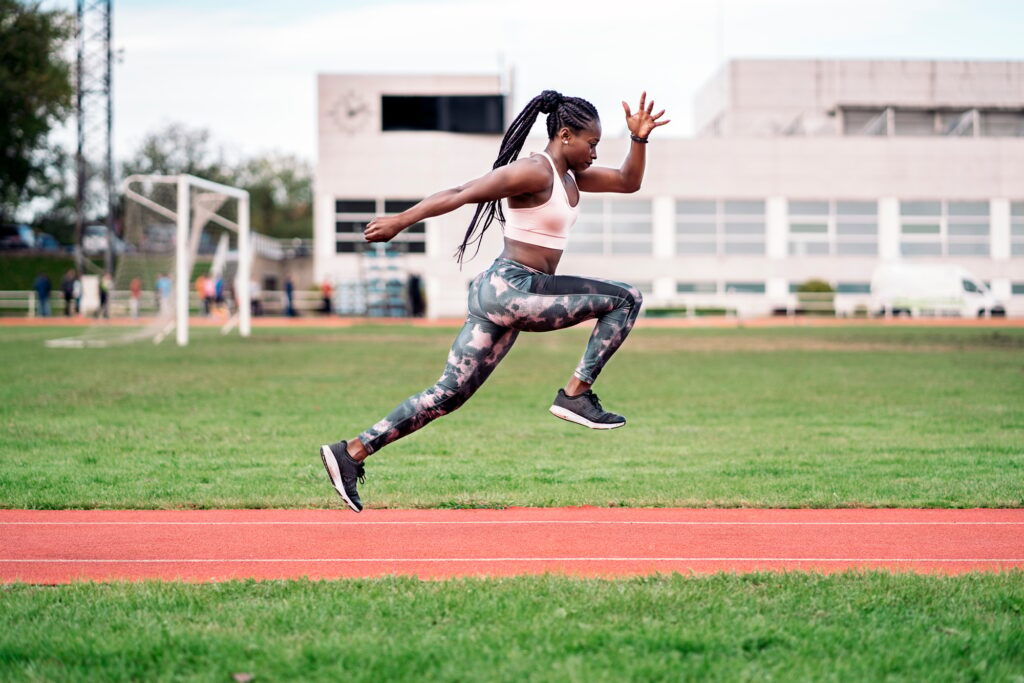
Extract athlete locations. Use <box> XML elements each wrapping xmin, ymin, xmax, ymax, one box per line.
<box><xmin>321</xmin><ymin>90</ymin><xmax>669</xmax><ymax>511</ymax></box>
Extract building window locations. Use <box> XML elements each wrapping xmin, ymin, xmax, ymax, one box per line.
<box><xmin>724</xmin><ymin>282</ymin><xmax>765</xmax><ymax>294</ymax></box>
<box><xmin>676</xmin><ymin>199</ymin><xmax>765</xmax><ymax>256</ymax></box>
<box><xmin>335</xmin><ymin>198</ymin><xmax>426</xmax><ymax>254</ymax></box>
<box><xmin>787</xmin><ymin>200</ymin><xmax>877</xmax><ymax>256</ymax></box>
<box><xmin>1012</xmin><ymin>202</ymin><xmax>1024</xmax><ymax>257</ymax></box>
<box><xmin>567</xmin><ymin>198</ymin><xmax>653</xmax><ymax>256</ymax></box>
<box><xmin>381</xmin><ymin>95</ymin><xmax>505</xmax><ymax>133</ymax></box>
<box><xmin>1012</xmin><ymin>283</ymin><xmax>1024</xmax><ymax>295</ymax></box>
<box><xmin>677</xmin><ymin>282</ymin><xmax>717</xmax><ymax>294</ymax></box>
<box><xmin>947</xmin><ymin>201</ymin><xmax>990</xmax><ymax>256</ymax></box>
<box><xmin>899</xmin><ymin>200</ymin><xmax>989</xmax><ymax>258</ymax></box>
<box><xmin>836</xmin><ymin>282</ymin><xmax>871</xmax><ymax>294</ymax></box>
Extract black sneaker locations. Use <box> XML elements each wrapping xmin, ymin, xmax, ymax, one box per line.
<box><xmin>319</xmin><ymin>440</ymin><xmax>365</xmax><ymax>512</ymax></box>
<box><xmin>549</xmin><ymin>389</ymin><xmax>626</xmax><ymax>430</ymax></box>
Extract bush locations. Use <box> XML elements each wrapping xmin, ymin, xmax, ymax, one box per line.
<box><xmin>796</xmin><ymin>279</ymin><xmax>835</xmax><ymax>316</ymax></box>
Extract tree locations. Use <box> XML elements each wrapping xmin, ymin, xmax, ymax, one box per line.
<box><xmin>236</xmin><ymin>152</ymin><xmax>312</xmax><ymax>239</ymax></box>
<box><xmin>121</xmin><ymin>124</ymin><xmax>312</xmax><ymax>239</ymax></box>
<box><xmin>0</xmin><ymin>0</ymin><xmax>74</xmax><ymax>223</ymax></box>
<box><xmin>120</xmin><ymin>123</ymin><xmax>232</xmax><ymax>184</ymax></box>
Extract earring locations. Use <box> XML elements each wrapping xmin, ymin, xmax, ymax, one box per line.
<box><xmin>562</xmin><ymin>139</ymin><xmax>568</xmax><ymax>145</ymax></box>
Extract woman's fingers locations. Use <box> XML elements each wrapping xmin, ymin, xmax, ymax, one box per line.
<box><xmin>637</xmin><ymin>91</ymin><xmax>646</xmax><ymax>112</ymax></box>
<box><xmin>621</xmin><ymin>100</ymin><xmax>632</xmax><ymax>118</ymax></box>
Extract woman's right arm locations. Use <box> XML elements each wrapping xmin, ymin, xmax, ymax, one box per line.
<box><xmin>363</xmin><ymin>158</ymin><xmax>549</xmax><ymax>243</ymax></box>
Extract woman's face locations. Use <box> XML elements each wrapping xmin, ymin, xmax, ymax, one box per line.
<box><xmin>560</xmin><ymin>120</ymin><xmax>602</xmax><ymax>173</ymax></box>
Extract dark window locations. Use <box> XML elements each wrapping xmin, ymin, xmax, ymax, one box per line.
<box><xmin>382</xmin><ymin>95</ymin><xmax>505</xmax><ymax>133</ymax></box>
<box><xmin>335</xmin><ymin>221</ymin><xmax>365</xmax><ymax>234</ymax></box>
<box><xmin>385</xmin><ymin>200</ymin><xmax>419</xmax><ymax>214</ymax></box>
<box><xmin>407</xmin><ymin>242</ymin><xmax>427</xmax><ymax>254</ymax></box>
<box><xmin>336</xmin><ymin>199</ymin><xmax>375</xmax><ymax>214</ymax></box>
<box><xmin>407</xmin><ymin>222</ymin><xmax>426</xmax><ymax>234</ymax></box>
<box><xmin>336</xmin><ymin>241</ymin><xmax>359</xmax><ymax>253</ymax></box>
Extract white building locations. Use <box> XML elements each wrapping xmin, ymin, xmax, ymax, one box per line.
<box><xmin>315</xmin><ymin>60</ymin><xmax>1024</xmax><ymax>317</ymax></box>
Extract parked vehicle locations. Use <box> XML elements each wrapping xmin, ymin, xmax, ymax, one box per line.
<box><xmin>870</xmin><ymin>263</ymin><xmax>1005</xmax><ymax>317</ymax></box>
<box><xmin>0</xmin><ymin>224</ymin><xmax>35</xmax><ymax>250</ymax></box>
<box><xmin>82</xmin><ymin>224</ymin><xmax>126</xmax><ymax>255</ymax></box>
<box><xmin>33</xmin><ymin>232</ymin><xmax>64</xmax><ymax>252</ymax></box>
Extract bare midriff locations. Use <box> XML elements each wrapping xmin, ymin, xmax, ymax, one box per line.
<box><xmin>499</xmin><ymin>237</ymin><xmax>563</xmax><ymax>275</ymax></box>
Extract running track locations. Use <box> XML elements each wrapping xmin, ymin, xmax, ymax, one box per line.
<box><xmin>2</xmin><ymin>508</ymin><xmax>1022</xmax><ymax>583</ymax></box>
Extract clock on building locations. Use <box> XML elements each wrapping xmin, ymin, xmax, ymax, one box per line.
<box><xmin>328</xmin><ymin>91</ymin><xmax>373</xmax><ymax>134</ymax></box>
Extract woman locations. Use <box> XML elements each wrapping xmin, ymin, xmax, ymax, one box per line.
<box><xmin>321</xmin><ymin>90</ymin><xmax>669</xmax><ymax>512</ymax></box>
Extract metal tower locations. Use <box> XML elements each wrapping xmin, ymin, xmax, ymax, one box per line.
<box><xmin>74</xmin><ymin>0</ymin><xmax>113</xmax><ymax>273</ymax></box>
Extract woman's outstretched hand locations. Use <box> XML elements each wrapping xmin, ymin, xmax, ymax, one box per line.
<box><xmin>622</xmin><ymin>91</ymin><xmax>670</xmax><ymax>139</ymax></box>
<box><xmin>364</xmin><ymin>216</ymin><xmax>404</xmax><ymax>242</ymax></box>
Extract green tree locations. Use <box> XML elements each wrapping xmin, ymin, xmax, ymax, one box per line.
<box><xmin>120</xmin><ymin>123</ymin><xmax>231</xmax><ymax>184</ymax></box>
<box><xmin>236</xmin><ymin>152</ymin><xmax>312</xmax><ymax>239</ymax></box>
<box><xmin>0</xmin><ymin>0</ymin><xmax>74</xmax><ymax>223</ymax></box>
<box><xmin>121</xmin><ymin>124</ymin><xmax>312</xmax><ymax>239</ymax></box>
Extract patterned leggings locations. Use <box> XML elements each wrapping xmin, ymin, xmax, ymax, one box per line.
<box><xmin>358</xmin><ymin>258</ymin><xmax>643</xmax><ymax>455</ymax></box>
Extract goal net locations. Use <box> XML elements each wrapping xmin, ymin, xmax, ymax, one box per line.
<box><xmin>46</xmin><ymin>174</ymin><xmax>251</xmax><ymax>348</ymax></box>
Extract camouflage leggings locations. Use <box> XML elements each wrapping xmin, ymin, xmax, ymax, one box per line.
<box><xmin>358</xmin><ymin>258</ymin><xmax>643</xmax><ymax>455</ymax></box>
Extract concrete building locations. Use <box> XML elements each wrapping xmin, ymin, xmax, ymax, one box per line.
<box><xmin>315</xmin><ymin>61</ymin><xmax>1024</xmax><ymax>317</ymax></box>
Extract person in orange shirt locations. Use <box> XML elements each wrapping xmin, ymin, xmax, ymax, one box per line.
<box><xmin>195</xmin><ymin>274</ymin><xmax>208</xmax><ymax>315</ymax></box>
<box><xmin>129</xmin><ymin>277</ymin><xmax>142</xmax><ymax>319</ymax></box>
<box><xmin>320</xmin><ymin>280</ymin><xmax>333</xmax><ymax>315</ymax></box>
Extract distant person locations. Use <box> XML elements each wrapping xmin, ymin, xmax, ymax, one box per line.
<box><xmin>214</xmin><ymin>275</ymin><xmax>224</xmax><ymax>314</ymax></box>
<box><xmin>320</xmin><ymin>280</ymin><xmax>333</xmax><ymax>315</ymax></box>
<box><xmin>284</xmin><ymin>275</ymin><xmax>297</xmax><ymax>317</ymax></box>
<box><xmin>319</xmin><ymin>90</ymin><xmax>667</xmax><ymax>512</ymax></box>
<box><xmin>72</xmin><ymin>274</ymin><xmax>82</xmax><ymax>315</ymax></box>
<box><xmin>60</xmin><ymin>269</ymin><xmax>77</xmax><ymax>316</ymax></box>
<box><xmin>98</xmin><ymin>271</ymin><xmax>112</xmax><ymax>318</ymax></box>
<box><xmin>32</xmin><ymin>272</ymin><xmax>52</xmax><ymax>317</ymax></box>
<box><xmin>250</xmin><ymin>278</ymin><xmax>263</xmax><ymax>316</ymax></box>
<box><xmin>407</xmin><ymin>273</ymin><xmax>425</xmax><ymax>317</ymax></box>
<box><xmin>129</xmin><ymin>276</ymin><xmax>142</xmax><ymax>318</ymax></box>
<box><xmin>195</xmin><ymin>274</ymin><xmax>209</xmax><ymax>315</ymax></box>
<box><xmin>155</xmin><ymin>272</ymin><xmax>172</xmax><ymax>313</ymax></box>
<box><xmin>203</xmin><ymin>273</ymin><xmax>216</xmax><ymax>316</ymax></box>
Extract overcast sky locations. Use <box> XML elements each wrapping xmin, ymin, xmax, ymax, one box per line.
<box><xmin>45</xmin><ymin>0</ymin><xmax>1024</xmax><ymax>163</ymax></box>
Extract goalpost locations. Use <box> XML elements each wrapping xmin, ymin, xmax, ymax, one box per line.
<box><xmin>45</xmin><ymin>174</ymin><xmax>251</xmax><ymax>348</ymax></box>
<box><xmin>167</xmin><ymin>174</ymin><xmax>251</xmax><ymax>346</ymax></box>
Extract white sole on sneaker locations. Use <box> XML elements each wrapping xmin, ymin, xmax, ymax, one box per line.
<box><xmin>549</xmin><ymin>405</ymin><xmax>625</xmax><ymax>430</ymax></box>
<box><xmin>320</xmin><ymin>444</ymin><xmax>361</xmax><ymax>512</ymax></box>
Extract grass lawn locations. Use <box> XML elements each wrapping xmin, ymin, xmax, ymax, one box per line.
<box><xmin>2</xmin><ymin>572</ymin><xmax>1022</xmax><ymax>682</ymax></box>
<box><xmin>1</xmin><ymin>324</ymin><xmax>1022</xmax><ymax>509</ymax></box>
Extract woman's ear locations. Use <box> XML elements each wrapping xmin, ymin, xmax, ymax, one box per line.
<box><xmin>558</xmin><ymin>127</ymin><xmax>573</xmax><ymax>145</ymax></box>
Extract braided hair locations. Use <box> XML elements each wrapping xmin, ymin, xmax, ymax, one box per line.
<box><xmin>454</xmin><ymin>90</ymin><xmax>599</xmax><ymax>265</ymax></box>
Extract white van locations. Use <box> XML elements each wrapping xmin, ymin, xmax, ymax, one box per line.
<box><xmin>870</xmin><ymin>263</ymin><xmax>1004</xmax><ymax>317</ymax></box>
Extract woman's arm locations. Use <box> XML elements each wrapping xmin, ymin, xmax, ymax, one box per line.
<box><xmin>575</xmin><ymin>92</ymin><xmax>670</xmax><ymax>194</ymax></box>
<box><xmin>364</xmin><ymin>159</ymin><xmax>550</xmax><ymax>242</ymax></box>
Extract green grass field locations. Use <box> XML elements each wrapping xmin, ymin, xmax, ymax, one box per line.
<box><xmin>1</xmin><ymin>324</ymin><xmax>1022</xmax><ymax>509</ymax></box>
<box><xmin>3</xmin><ymin>573</ymin><xmax>1023</xmax><ymax>682</ymax></box>
<box><xmin>2</xmin><ymin>323</ymin><xmax>1022</xmax><ymax>681</ymax></box>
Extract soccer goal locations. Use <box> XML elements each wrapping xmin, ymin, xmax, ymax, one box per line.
<box><xmin>46</xmin><ymin>174</ymin><xmax>251</xmax><ymax>348</ymax></box>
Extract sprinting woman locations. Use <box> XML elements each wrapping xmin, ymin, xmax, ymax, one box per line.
<box><xmin>321</xmin><ymin>90</ymin><xmax>669</xmax><ymax>512</ymax></box>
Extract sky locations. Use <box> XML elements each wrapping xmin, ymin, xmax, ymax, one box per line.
<box><xmin>44</xmin><ymin>0</ymin><xmax>1024</xmax><ymax>164</ymax></box>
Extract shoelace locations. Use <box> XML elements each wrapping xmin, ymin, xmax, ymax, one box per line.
<box><xmin>581</xmin><ymin>390</ymin><xmax>604</xmax><ymax>413</ymax></box>
<box><xmin>354</xmin><ymin>461</ymin><xmax>366</xmax><ymax>485</ymax></box>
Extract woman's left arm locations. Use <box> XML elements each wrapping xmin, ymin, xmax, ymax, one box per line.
<box><xmin>575</xmin><ymin>92</ymin><xmax>670</xmax><ymax>194</ymax></box>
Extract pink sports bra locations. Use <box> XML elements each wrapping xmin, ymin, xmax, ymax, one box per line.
<box><xmin>503</xmin><ymin>151</ymin><xmax>580</xmax><ymax>250</ymax></box>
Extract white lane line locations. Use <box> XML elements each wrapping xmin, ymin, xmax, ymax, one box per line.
<box><xmin>1</xmin><ymin>521</ymin><xmax>1022</xmax><ymax>526</ymax></box>
<box><xmin>2</xmin><ymin>558</ymin><xmax>1022</xmax><ymax>563</ymax></box>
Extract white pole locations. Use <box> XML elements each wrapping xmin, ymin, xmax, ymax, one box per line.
<box><xmin>175</xmin><ymin>176</ymin><xmax>190</xmax><ymax>346</ymax></box>
<box><xmin>238</xmin><ymin>193</ymin><xmax>251</xmax><ymax>337</ymax></box>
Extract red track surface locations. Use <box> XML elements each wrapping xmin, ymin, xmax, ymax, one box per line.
<box><xmin>2</xmin><ymin>508</ymin><xmax>1022</xmax><ymax>583</ymax></box>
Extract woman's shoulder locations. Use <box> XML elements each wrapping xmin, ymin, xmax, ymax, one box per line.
<box><xmin>506</xmin><ymin>154</ymin><xmax>553</xmax><ymax>183</ymax></box>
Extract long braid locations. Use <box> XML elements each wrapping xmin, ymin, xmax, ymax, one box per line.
<box><xmin>454</xmin><ymin>90</ymin><xmax>599</xmax><ymax>265</ymax></box>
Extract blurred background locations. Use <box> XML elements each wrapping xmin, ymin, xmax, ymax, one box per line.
<box><xmin>2</xmin><ymin>0</ymin><xmax>1023</xmax><ymax>320</ymax></box>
